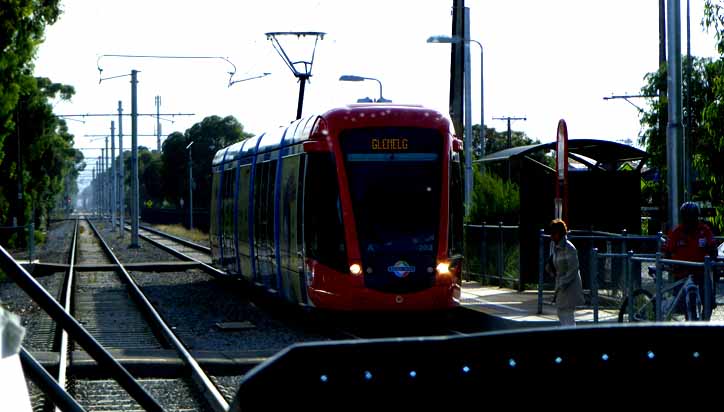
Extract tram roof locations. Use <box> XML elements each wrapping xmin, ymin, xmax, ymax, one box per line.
<box><xmin>212</xmin><ymin>116</ymin><xmax>317</xmax><ymax>166</ymax></box>
<box><xmin>212</xmin><ymin>104</ymin><xmax>451</xmax><ymax>167</ymax></box>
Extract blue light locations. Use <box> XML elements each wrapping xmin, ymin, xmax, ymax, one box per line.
<box><xmin>462</xmin><ymin>365</ymin><xmax>471</xmax><ymax>374</ymax></box>
<box><xmin>554</xmin><ymin>356</ymin><xmax>562</xmax><ymax>364</ymax></box>
<box><xmin>693</xmin><ymin>352</ymin><xmax>701</xmax><ymax>359</ymax></box>
<box><xmin>508</xmin><ymin>358</ymin><xmax>517</xmax><ymax>368</ymax></box>
<box><xmin>364</xmin><ymin>371</ymin><xmax>373</xmax><ymax>381</ymax></box>
<box><xmin>601</xmin><ymin>354</ymin><xmax>609</xmax><ymax>361</ymax></box>
<box><xmin>647</xmin><ymin>351</ymin><xmax>655</xmax><ymax>360</ymax></box>
<box><xmin>320</xmin><ymin>375</ymin><xmax>328</xmax><ymax>383</ymax></box>
<box><xmin>409</xmin><ymin>371</ymin><xmax>417</xmax><ymax>378</ymax></box>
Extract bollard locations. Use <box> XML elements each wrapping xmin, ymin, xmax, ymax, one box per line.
<box><xmin>626</xmin><ymin>250</ymin><xmax>634</xmax><ymax>321</ymax></box>
<box><xmin>591</xmin><ymin>247</ymin><xmax>598</xmax><ymax>323</ymax></box>
<box><xmin>704</xmin><ymin>256</ymin><xmax>712</xmax><ymax>320</ymax></box>
<box><xmin>655</xmin><ymin>231</ymin><xmax>664</xmax><ymax>321</ymax></box>
<box><xmin>481</xmin><ymin>222</ymin><xmax>487</xmax><ymax>283</ymax></box>
<box><xmin>28</xmin><ymin>223</ymin><xmax>34</xmax><ymax>263</ymax></box>
<box><xmin>537</xmin><ymin>229</ymin><xmax>545</xmax><ymax>314</ymax></box>
<box><xmin>498</xmin><ymin>222</ymin><xmax>503</xmax><ymax>287</ymax></box>
<box><xmin>655</xmin><ymin>250</ymin><xmax>663</xmax><ymax>321</ymax></box>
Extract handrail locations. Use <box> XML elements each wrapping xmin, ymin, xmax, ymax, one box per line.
<box><xmin>0</xmin><ymin>244</ymin><xmax>165</xmax><ymax>412</ymax></box>
<box><xmin>88</xmin><ymin>219</ymin><xmax>229</xmax><ymax>412</ymax></box>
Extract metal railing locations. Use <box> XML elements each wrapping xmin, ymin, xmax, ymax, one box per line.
<box><xmin>537</xmin><ymin>229</ymin><xmax>666</xmax><ymax>317</ymax></box>
<box><xmin>464</xmin><ymin>222</ymin><xmax>520</xmax><ymax>288</ymax></box>
<box><xmin>537</xmin><ymin>229</ymin><xmax>724</xmax><ymax>323</ymax></box>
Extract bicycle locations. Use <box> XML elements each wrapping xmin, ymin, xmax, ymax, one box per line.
<box><xmin>618</xmin><ymin>266</ymin><xmax>705</xmax><ymax>322</ymax></box>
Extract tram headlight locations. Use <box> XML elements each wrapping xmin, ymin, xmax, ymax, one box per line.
<box><xmin>349</xmin><ymin>263</ymin><xmax>362</xmax><ymax>276</ymax></box>
<box><xmin>436</xmin><ymin>261</ymin><xmax>451</xmax><ymax>275</ymax></box>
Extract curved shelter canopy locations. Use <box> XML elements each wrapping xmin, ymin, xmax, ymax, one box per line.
<box><xmin>475</xmin><ymin>139</ymin><xmax>648</xmax><ymax>289</ymax></box>
<box><xmin>478</xmin><ymin>139</ymin><xmax>648</xmax><ymax>171</ymax></box>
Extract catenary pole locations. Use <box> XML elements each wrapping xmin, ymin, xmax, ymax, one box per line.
<box><xmin>463</xmin><ymin>7</ymin><xmax>472</xmax><ymax>213</ymax></box>
<box><xmin>666</xmin><ymin>0</ymin><xmax>683</xmax><ymax>228</ymax></box>
<box><xmin>131</xmin><ymin>70</ymin><xmax>140</xmax><ymax>247</ymax></box>
<box><xmin>118</xmin><ymin>101</ymin><xmax>124</xmax><ymax>237</ymax></box>
<box><xmin>111</xmin><ymin>121</ymin><xmax>116</xmax><ymax>231</ymax></box>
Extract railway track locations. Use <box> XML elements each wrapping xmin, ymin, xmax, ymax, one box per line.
<box><xmin>3</xmin><ymin>218</ymin><xmax>496</xmax><ymax>410</ymax></box>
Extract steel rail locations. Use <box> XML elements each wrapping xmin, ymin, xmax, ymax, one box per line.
<box><xmin>20</xmin><ymin>348</ymin><xmax>87</xmax><ymax>412</ymax></box>
<box><xmin>123</xmin><ymin>225</ymin><xmax>226</xmax><ymax>278</ymax></box>
<box><xmin>54</xmin><ymin>218</ymin><xmax>79</xmax><ymax>412</ymax></box>
<box><xmin>0</xmin><ymin>247</ymin><xmax>165</xmax><ymax>412</ymax></box>
<box><xmin>138</xmin><ymin>224</ymin><xmax>211</xmax><ymax>254</ymax></box>
<box><xmin>87</xmin><ymin>219</ymin><xmax>229</xmax><ymax>412</ymax></box>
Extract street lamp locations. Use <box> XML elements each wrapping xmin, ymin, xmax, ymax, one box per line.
<box><xmin>339</xmin><ymin>75</ymin><xmax>391</xmax><ymax>103</ymax></box>
<box><xmin>428</xmin><ymin>34</ymin><xmax>484</xmax><ymax>211</ymax></box>
<box><xmin>185</xmin><ymin>141</ymin><xmax>194</xmax><ymax>231</ymax></box>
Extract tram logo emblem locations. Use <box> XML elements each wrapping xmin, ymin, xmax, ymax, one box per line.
<box><xmin>388</xmin><ymin>261</ymin><xmax>416</xmax><ymax>278</ymax></box>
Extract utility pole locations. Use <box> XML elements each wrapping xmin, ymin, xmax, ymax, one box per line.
<box><xmin>131</xmin><ymin>70</ymin><xmax>140</xmax><ymax>248</ymax></box>
<box><xmin>92</xmin><ymin>166</ymin><xmax>96</xmax><ymax>216</ymax></box>
<box><xmin>104</xmin><ymin>135</ymin><xmax>109</xmax><ymax>216</ymax></box>
<box><xmin>110</xmin><ymin>121</ymin><xmax>116</xmax><ymax>231</ymax></box>
<box><xmin>463</xmin><ymin>7</ymin><xmax>472</xmax><ymax>213</ymax></box>
<box><xmin>186</xmin><ymin>141</ymin><xmax>195</xmax><ymax>231</ymax></box>
<box><xmin>666</xmin><ymin>0</ymin><xmax>683</xmax><ymax>228</ymax></box>
<box><xmin>155</xmin><ymin>95</ymin><xmax>162</xmax><ymax>152</ymax></box>
<box><xmin>100</xmin><ymin>149</ymin><xmax>105</xmax><ymax>217</ymax></box>
<box><xmin>493</xmin><ymin>116</ymin><xmax>527</xmax><ymax>148</ymax></box>
<box><xmin>118</xmin><ymin>101</ymin><xmax>124</xmax><ymax>237</ymax></box>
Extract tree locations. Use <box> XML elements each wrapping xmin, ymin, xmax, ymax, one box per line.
<box><xmin>160</xmin><ymin>132</ymin><xmax>188</xmax><ymax>207</ymax></box>
<box><xmin>471</xmin><ymin>124</ymin><xmax>539</xmax><ymax>160</ymax></box>
<box><xmin>639</xmin><ymin>37</ymin><xmax>724</xmax><ymax>230</ymax></box>
<box><xmin>0</xmin><ymin>75</ymin><xmax>82</xmax><ymax>234</ymax></box>
<box><xmin>0</xmin><ymin>0</ymin><xmax>62</xmax><ymax>166</ymax></box>
<box><xmin>181</xmin><ymin>115</ymin><xmax>253</xmax><ymax>210</ymax></box>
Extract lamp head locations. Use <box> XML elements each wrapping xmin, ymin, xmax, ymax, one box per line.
<box><xmin>339</xmin><ymin>75</ymin><xmax>366</xmax><ymax>82</ymax></box>
<box><xmin>426</xmin><ymin>35</ymin><xmax>461</xmax><ymax>44</ymax></box>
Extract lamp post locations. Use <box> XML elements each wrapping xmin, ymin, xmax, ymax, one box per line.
<box><xmin>186</xmin><ymin>141</ymin><xmax>194</xmax><ymax>231</ymax></box>
<box><xmin>339</xmin><ymin>75</ymin><xmax>391</xmax><ymax>103</ymax></box>
<box><xmin>427</xmin><ymin>31</ymin><xmax>484</xmax><ymax>209</ymax></box>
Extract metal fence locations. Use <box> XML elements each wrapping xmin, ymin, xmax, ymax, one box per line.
<box><xmin>463</xmin><ymin>223</ymin><xmax>521</xmax><ymax>289</ymax></box>
<box><xmin>536</xmin><ymin>230</ymin><xmax>724</xmax><ymax>323</ymax></box>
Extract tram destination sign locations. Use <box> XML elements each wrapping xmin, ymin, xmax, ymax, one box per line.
<box><xmin>341</xmin><ymin>127</ymin><xmax>442</xmax><ymax>155</ymax></box>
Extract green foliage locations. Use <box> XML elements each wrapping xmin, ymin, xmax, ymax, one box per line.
<box><xmin>0</xmin><ymin>0</ymin><xmax>62</xmax><ymax>165</ymax></box>
<box><xmin>638</xmin><ymin>54</ymin><xmax>724</xmax><ymax>231</ymax></box>
<box><xmin>471</xmin><ymin>124</ymin><xmax>539</xmax><ymax>160</ymax></box>
<box><xmin>161</xmin><ymin>115</ymin><xmax>253</xmax><ymax>209</ymax></box>
<box><xmin>467</xmin><ymin>165</ymin><xmax>520</xmax><ymax>224</ymax></box>
<box><xmin>0</xmin><ymin>0</ymin><xmax>79</xmax><ymax>242</ymax></box>
<box><xmin>0</xmin><ymin>75</ymin><xmax>82</xmax><ymax>245</ymax></box>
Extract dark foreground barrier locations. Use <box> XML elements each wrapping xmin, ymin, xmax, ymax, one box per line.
<box><xmin>231</xmin><ymin>324</ymin><xmax>724</xmax><ymax>409</ymax></box>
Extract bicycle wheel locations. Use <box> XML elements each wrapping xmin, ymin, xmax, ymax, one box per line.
<box><xmin>618</xmin><ymin>289</ymin><xmax>655</xmax><ymax>322</ymax></box>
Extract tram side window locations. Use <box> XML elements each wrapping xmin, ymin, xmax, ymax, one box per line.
<box><xmin>449</xmin><ymin>155</ymin><xmax>464</xmax><ymax>255</ymax></box>
<box><xmin>304</xmin><ymin>153</ymin><xmax>347</xmax><ymax>273</ymax></box>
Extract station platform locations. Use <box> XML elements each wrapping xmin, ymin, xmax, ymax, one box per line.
<box><xmin>460</xmin><ymin>280</ymin><xmax>619</xmax><ymax>328</ymax></box>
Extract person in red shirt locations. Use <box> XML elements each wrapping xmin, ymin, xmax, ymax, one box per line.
<box><xmin>664</xmin><ymin>202</ymin><xmax>717</xmax><ymax>312</ymax></box>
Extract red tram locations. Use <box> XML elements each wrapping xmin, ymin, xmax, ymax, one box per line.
<box><xmin>209</xmin><ymin>104</ymin><xmax>464</xmax><ymax>311</ymax></box>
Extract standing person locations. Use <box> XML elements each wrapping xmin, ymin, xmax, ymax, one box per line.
<box><xmin>547</xmin><ymin>219</ymin><xmax>584</xmax><ymax>326</ymax></box>
<box><xmin>664</xmin><ymin>202</ymin><xmax>717</xmax><ymax>312</ymax></box>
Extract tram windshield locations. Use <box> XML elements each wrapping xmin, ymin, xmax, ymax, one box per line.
<box><xmin>341</xmin><ymin>128</ymin><xmax>443</xmax><ymax>256</ymax></box>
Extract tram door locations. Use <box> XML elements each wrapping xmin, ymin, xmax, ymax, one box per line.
<box><xmin>221</xmin><ymin>166</ymin><xmax>238</xmax><ymax>273</ymax></box>
<box><xmin>278</xmin><ymin>154</ymin><xmax>305</xmax><ymax>303</ymax></box>
<box><xmin>253</xmin><ymin>159</ymin><xmax>278</xmax><ymax>291</ymax></box>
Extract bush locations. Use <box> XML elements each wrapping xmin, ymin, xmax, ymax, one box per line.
<box><xmin>468</xmin><ymin>167</ymin><xmax>520</xmax><ymax>224</ymax></box>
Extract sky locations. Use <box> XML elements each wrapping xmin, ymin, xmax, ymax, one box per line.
<box><xmin>33</xmin><ymin>0</ymin><xmax>720</xmax><ymax>188</ymax></box>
